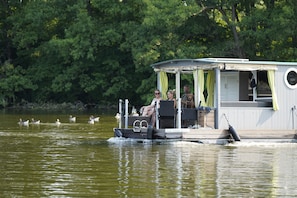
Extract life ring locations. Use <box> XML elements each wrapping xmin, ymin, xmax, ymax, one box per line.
<box><xmin>133</xmin><ymin>120</ymin><xmax>141</xmax><ymax>132</ymax></box>
<box><xmin>140</xmin><ymin>120</ymin><xmax>148</xmax><ymax>128</ymax></box>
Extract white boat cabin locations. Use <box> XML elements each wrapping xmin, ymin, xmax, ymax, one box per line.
<box><xmin>151</xmin><ymin>58</ymin><xmax>297</xmax><ymax>131</ymax></box>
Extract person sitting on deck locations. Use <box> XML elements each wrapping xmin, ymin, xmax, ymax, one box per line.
<box><xmin>140</xmin><ymin>89</ymin><xmax>162</xmax><ymax>127</ymax></box>
<box><xmin>167</xmin><ymin>89</ymin><xmax>176</xmax><ymax>108</ymax></box>
<box><xmin>181</xmin><ymin>85</ymin><xmax>194</xmax><ymax>108</ymax></box>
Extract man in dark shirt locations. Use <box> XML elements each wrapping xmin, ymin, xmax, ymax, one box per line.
<box><xmin>181</xmin><ymin>85</ymin><xmax>194</xmax><ymax>108</ymax></box>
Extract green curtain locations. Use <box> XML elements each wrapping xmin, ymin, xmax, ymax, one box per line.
<box><xmin>206</xmin><ymin>70</ymin><xmax>215</xmax><ymax>107</ymax></box>
<box><xmin>193</xmin><ymin>70</ymin><xmax>199</xmax><ymax>107</ymax></box>
<box><xmin>198</xmin><ymin>70</ymin><xmax>206</xmax><ymax>106</ymax></box>
<box><xmin>267</xmin><ymin>70</ymin><xmax>279</xmax><ymax>111</ymax></box>
<box><xmin>160</xmin><ymin>71</ymin><xmax>168</xmax><ymax>100</ymax></box>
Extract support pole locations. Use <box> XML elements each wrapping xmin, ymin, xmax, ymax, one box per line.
<box><xmin>125</xmin><ymin>99</ymin><xmax>129</xmax><ymax>129</ymax></box>
<box><xmin>194</xmin><ymin>69</ymin><xmax>200</xmax><ymax>108</ymax></box>
<box><xmin>177</xmin><ymin>98</ymin><xmax>182</xmax><ymax>129</ymax></box>
<box><xmin>157</xmin><ymin>72</ymin><xmax>161</xmax><ymax>91</ymax></box>
<box><xmin>215</xmin><ymin>68</ymin><xmax>220</xmax><ymax>129</ymax></box>
<box><xmin>156</xmin><ymin>104</ymin><xmax>159</xmax><ymax>129</ymax></box>
<box><xmin>175</xmin><ymin>70</ymin><xmax>181</xmax><ymax>128</ymax></box>
<box><xmin>175</xmin><ymin>70</ymin><xmax>181</xmax><ymax>99</ymax></box>
<box><xmin>118</xmin><ymin>99</ymin><xmax>123</xmax><ymax>128</ymax></box>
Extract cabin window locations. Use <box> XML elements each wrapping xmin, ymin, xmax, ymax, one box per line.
<box><xmin>248</xmin><ymin>71</ymin><xmax>273</xmax><ymax>107</ymax></box>
<box><xmin>220</xmin><ymin>72</ymin><xmax>239</xmax><ymax>101</ymax></box>
<box><xmin>284</xmin><ymin>68</ymin><xmax>297</xmax><ymax>89</ymax></box>
<box><xmin>256</xmin><ymin>71</ymin><xmax>272</xmax><ymax>97</ymax></box>
<box><xmin>221</xmin><ymin>71</ymin><xmax>273</xmax><ymax>108</ymax></box>
<box><xmin>247</xmin><ymin>71</ymin><xmax>272</xmax><ymax>99</ymax></box>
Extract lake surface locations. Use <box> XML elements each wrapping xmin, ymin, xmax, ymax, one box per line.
<box><xmin>1</xmin><ymin>110</ymin><xmax>297</xmax><ymax>197</ymax></box>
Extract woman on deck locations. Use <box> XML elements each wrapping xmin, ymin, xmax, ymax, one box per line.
<box><xmin>140</xmin><ymin>89</ymin><xmax>162</xmax><ymax>127</ymax></box>
<box><xmin>167</xmin><ymin>89</ymin><xmax>176</xmax><ymax>108</ymax></box>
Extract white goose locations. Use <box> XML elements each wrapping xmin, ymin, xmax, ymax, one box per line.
<box><xmin>88</xmin><ymin>118</ymin><xmax>95</xmax><ymax>124</ymax></box>
<box><xmin>89</xmin><ymin>115</ymin><xmax>100</xmax><ymax>122</ymax></box>
<box><xmin>31</xmin><ymin>118</ymin><xmax>40</xmax><ymax>125</ymax></box>
<box><xmin>55</xmin><ymin>119</ymin><xmax>61</xmax><ymax>126</ymax></box>
<box><xmin>69</xmin><ymin>115</ymin><xmax>76</xmax><ymax>123</ymax></box>
<box><xmin>18</xmin><ymin>119</ymin><xmax>29</xmax><ymax>126</ymax></box>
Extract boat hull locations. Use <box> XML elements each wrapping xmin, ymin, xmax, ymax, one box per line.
<box><xmin>113</xmin><ymin>128</ymin><xmax>297</xmax><ymax>144</ymax></box>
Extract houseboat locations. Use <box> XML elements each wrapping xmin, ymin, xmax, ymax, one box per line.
<box><xmin>114</xmin><ymin>58</ymin><xmax>297</xmax><ymax>144</ymax></box>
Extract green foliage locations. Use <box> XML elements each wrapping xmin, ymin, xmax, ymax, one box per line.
<box><xmin>0</xmin><ymin>61</ymin><xmax>36</xmax><ymax>106</ymax></box>
<box><xmin>0</xmin><ymin>0</ymin><xmax>296</xmax><ymax>107</ymax></box>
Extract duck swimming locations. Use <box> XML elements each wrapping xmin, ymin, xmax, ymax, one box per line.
<box><xmin>31</xmin><ymin>118</ymin><xmax>40</xmax><ymax>125</ymax></box>
<box><xmin>18</xmin><ymin>119</ymin><xmax>29</xmax><ymax>126</ymax></box>
<box><xmin>55</xmin><ymin>119</ymin><xmax>61</xmax><ymax>126</ymax></box>
<box><xmin>69</xmin><ymin>115</ymin><xmax>76</xmax><ymax>123</ymax></box>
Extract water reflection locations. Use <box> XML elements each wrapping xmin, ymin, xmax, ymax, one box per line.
<box><xmin>1</xmin><ymin>111</ymin><xmax>297</xmax><ymax>197</ymax></box>
<box><xmin>108</xmin><ymin>139</ymin><xmax>297</xmax><ymax>197</ymax></box>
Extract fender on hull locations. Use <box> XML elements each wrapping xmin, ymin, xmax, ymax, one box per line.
<box><xmin>114</xmin><ymin>128</ymin><xmax>122</xmax><ymax>137</ymax></box>
<box><xmin>229</xmin><ymin>125</ymin><xmax>241</xmax><ymax>141</ymax></box>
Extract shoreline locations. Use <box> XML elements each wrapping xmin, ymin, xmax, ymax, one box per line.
<box><xmin>1</xmin><ymin>102</ymin><xmax>118</xmax><ymax>113</ymax></box>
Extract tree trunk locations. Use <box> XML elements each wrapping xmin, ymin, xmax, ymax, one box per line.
<box><xmin>219</xmin><ymin>4</ymin><xmax>245</xmax><ymax>58</ymax></box>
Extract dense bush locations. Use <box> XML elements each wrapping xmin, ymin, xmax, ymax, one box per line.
<box><xmin>1</xmin><ymin>0</ymin><xmax>296</xmax><ymax>108</ymax></box>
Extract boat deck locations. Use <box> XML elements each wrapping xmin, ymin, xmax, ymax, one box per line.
<box><xmin>114</xmin><ymin>127</ymin><xmax>297</xmax><ymax>144</ymax></box>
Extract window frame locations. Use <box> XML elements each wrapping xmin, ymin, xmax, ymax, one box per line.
<box><xmin>284</xmin><ymin>68</ymin><xmax>297</xmax><ymax>89</ymax></box>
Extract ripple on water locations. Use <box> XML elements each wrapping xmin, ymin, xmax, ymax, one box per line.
<box><xmin>1</xmin><ymin>114</ymin><xmax>297</xmax><ymax>197</ymax></box>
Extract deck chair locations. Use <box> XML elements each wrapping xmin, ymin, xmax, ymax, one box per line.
<box><xmin>181</xmin><ymin>108</ymin><xmax>197</xmax><ymax>127</ymax></box>
<box><xmin>158</xmin><ymin>100</ymin><xmax>175</xmax><ymax>128</ymax></box>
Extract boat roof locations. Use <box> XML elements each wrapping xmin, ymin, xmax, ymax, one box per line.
<box><xmin>151</xmin><ymin>58</ymin><xmax>297</xmax><ymax>73</ymax></box>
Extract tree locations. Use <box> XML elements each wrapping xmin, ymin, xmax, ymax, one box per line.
<box><xmin>0</xmin><ymin>0</ymin><xmax>296</xmax><ymax>108</ymax></box>
<box><xmin>0</xmin><ymin>61</ymin><xmax>35</xmax><ymax>107</ymax></box>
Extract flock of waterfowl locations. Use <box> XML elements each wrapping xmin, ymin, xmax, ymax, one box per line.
<box><xmin>18</xmin><ymin>115</ymin><xmax>100</xmax><ymax>127</ymax></box>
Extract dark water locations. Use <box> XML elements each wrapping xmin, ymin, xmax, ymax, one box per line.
<box><xmin>1</xmin><ymin>110</ymin><xmax>297</xmax><ymax>197</ymax></box>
